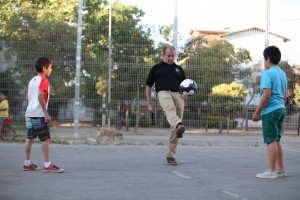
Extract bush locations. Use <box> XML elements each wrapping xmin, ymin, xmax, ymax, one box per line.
<box><xmin>199</xmin><ymin>115</ymin><xmax>238</xmax><ymax>129</ymax></box>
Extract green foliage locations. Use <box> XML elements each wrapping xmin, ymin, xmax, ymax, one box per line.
<box><xmin>234</xmin><ymin>48</ymin><xmax>252</xmax><ymax>64</ymax></box>
<box><xmin>210</xmin><ymin>82</ymin><xmax>248</xmax><ymax>98</ymax></box>
<box><xmin>293</xmin><ymin>84</ymin><xmax>300</xmax><ymax>107</ymax></box>
<box><xmin>0</xmin><ymin>0</ymin><xmax>79</xmax><ymax>103</ymax></box>
<box><xmin>278</xmin><ymin>61</ymin><xmax>300</xmax><ymax>113</ymax></box>
<box><xmin>178</xmin><ymin>36</ymin><xmax>207</xmax><ymax>59</ymax></box>
<box><xmin>208</xmin><ymin>82</ymin><xmax>248</xmax><ymax>117</ymax></box>
<box><xmin>0</xmin><ymin>0</ymin><xmax>156</xmax><ymax>117</ymax></box>
<box><xmin>139</xmin><ymin>115</ymin><xmax>151</xmax><ymax>127</ymax></box>
<box><xmin>95</xmin><ymin>75</ymin><xmax>108</xmax><ymax>96</ymax></box>
<box><xmin>87</xmin><ymin>1</ymin><xmax>155</xmax><ymax>104</ymax></box>
<box><xmin>159</xmin><ymin>115</ymin><xmax>169</xmax><ymax>128</ymax></box>
<box><xmin>199</xmin><ymin>115</ymin><xmax>238</xmax><ymax>129</ymax></box>
<box><xmin>0</xmin><ymin>69</ymin><xmax>24</xmax><ymax>116</ymax></box>
<box><xmin>181</xmin><ymin>39</ymin><xmax>252</xmax><ymax>104</ymax></box>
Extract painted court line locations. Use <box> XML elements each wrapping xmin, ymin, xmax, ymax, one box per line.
<box><xmin>172</xmin><ymin>170</ymin><xmax>191</xmax><ymax>179</ymax></box>
<box><xmin>222</xmin><ymin>191</ymin><xmax>239</xmax><ymax>198</ymax></box>
<box><xmin>284</xmin><ymin>148</ymin><xmax>300</xmax><ymax>153</ymax></box>
<box><xmin>222</xmin><ymin>191</ymin><xmax>249</xmax><ymax>200</ymax></box>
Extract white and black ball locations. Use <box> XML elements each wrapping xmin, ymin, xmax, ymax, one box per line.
<box><xmin>179</xmin><ymin>79</ymin><xmax>197</xmax><ymax>96</ymax></box>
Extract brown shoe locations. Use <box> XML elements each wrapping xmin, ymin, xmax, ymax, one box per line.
<box><xmin>176</xmin><ymin>123</ymin><xmax>185</xmax><ymax>138</ymax></box>
<box><xmin>167</xmin><ymin>157</ymin><xmax>178</xmax><ymax>166</ymax></box>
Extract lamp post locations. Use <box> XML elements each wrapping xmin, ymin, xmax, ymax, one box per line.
<box><xmin>102</xmin><ymin>92</ymin><xmax>107</xmax><ymax>127</ymax></box>
<box><xmin>173</xmin><ymin>0</ymin><xmax>178</xmax><ymax>62</ymax></box>
<box><xmin>202</xmin><ymin>101</ymin><xmax>208</xmax><ymax>132</ymax></box>
<box><xmin>265</xmin><ymin>0</ymin><xmax>270</xmax><ymax>48</ymax></box>
<box><xmin>107</xmin><ymin>2</ymin><xmax>112</xmax><ymax>127</ymax></box>
<box><xmin>73</xmin><ymin>0</ymin><xmax>84</xmax><ymax>144</ymax></box>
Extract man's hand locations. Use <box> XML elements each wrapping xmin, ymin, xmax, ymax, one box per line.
<box><xmin>147</xmin><ymin>103</ymin><xmax>154</xmax><ymax>113</ymax></box>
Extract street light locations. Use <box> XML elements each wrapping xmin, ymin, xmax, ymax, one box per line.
<box><xmin>173</xmin><ymin>0</ymin><xmax>178</xmax><ymax>62</ymax></box>
<box><xmin>73</xmin><ymin>0</ymin><xmax>84</xmax><ymax>144</ymax></box>
<box><xmin>107</xmin><ymin>2</ymin><xmax>112</xmax><ymax>127</ymax></box>
<box><xmin>265</xmin><ymin>0</ymin><xmax>270</xmax><ymax>48</ymax></box>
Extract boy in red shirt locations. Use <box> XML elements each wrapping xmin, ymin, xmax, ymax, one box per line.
<box><xmin>23</xmin><ymin>57</ymin><xmax>64</xmax><ymax>173</ymax></box>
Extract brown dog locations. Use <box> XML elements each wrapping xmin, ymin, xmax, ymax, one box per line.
<box><xmin>97</xmin><ymin>126</ymin><xmax>123</xmax><ymax>142</ymax></box>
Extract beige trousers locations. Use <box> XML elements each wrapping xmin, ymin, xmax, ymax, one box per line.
<box><xmin>157</xmin><ymin>91</ymin><xmax>184</xmax><ymax>158</ymax></box>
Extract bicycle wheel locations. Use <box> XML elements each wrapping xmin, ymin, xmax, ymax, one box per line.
<box><xmin>8</xmin><ymin>125</ymin><xmax>16</xmax><ymax>139</ymax></box>
<box><xmin>1</xmin><ymin>125</ymin><xmax>16</xmax><ymax>140</ymax></box>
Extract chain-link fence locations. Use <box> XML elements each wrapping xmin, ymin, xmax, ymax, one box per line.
<box><xmin>0</xmin><ymin>0</ymin><xmax>299</xmax><ymax>142</ymax></box>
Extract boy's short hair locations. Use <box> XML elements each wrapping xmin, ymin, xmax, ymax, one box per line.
<box><xmin>35</xmin><ymin>57</ymin><xmax>52</xmax><ymax>73</ymax></box>
<box><xmin>0</xmin><ymin>90</ymin><xmax>7</xmax><ymax>97</ymax></box>
<box><xmin>263</xmin><ymin>46</ymin><xmax>281</xmax><ymax>65</ymax></box>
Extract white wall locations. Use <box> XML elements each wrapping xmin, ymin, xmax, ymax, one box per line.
<box><xmin>223</xmin><ymin>30</ymin><xmax>288</xmax><ymax>65</ymax></box>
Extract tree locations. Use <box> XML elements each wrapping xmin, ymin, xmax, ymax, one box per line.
<box><xmin>278</xmin><ymin>61</ymin><xmax>300</xmax><ymax>114</ymax></box>
<box><xmin>0</xmin><ymin>69</ymin><xmax>24</xmax><ymax>117</ymax></box>
<box><xmin>178</xmin><ymin>35</ymin><xmax>208</xmax><ymax>59</ymax></box>
<box><xmin>92</xmin><ymin>1</ymin><xmax>156</xmax><ymax>107</ymax></box>
<box><xmin>208</xmin><ymin>82</ymin><xmax>248</xmax><ymax>132</ymax></box>
<box><xmin>0</xmin><ymin>0</ymin><xmax>79</xmax><ymax>118</ymax></box>
<box><xmin>182</xmin><ymin>39</ymin><xmax>251</xmax><ymax>103</ymax></box>
<box><xmin>293</xmin><ymin>84</ymin><xmax>300</xmax><ymax>107</ymax></box>
<box><xmin>0</xmin><ymin>0</ymin><xmax>156</xmax><ymax>122</ymax></box>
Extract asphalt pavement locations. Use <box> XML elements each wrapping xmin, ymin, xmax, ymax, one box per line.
<box><xmin>0</xmin><ymin>140</ymin><xmax>300</xmax><ymax>200</ymax></box>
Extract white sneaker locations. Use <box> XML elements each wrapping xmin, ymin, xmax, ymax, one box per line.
<box><xmin>256</xmin><ymin>170</ymin><xmax>278</xmax><ymax>179</ymax></box>
<box><xmin>277</xmin><ymin>170</ymin><xmax>287</xmax><ymax>177</ymax></box>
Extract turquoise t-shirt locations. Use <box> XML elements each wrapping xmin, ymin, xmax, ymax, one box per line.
<box><xmin>260</xmin><ymin>66</ymin><xmax>287</xmax><ymax>115</ymax></box>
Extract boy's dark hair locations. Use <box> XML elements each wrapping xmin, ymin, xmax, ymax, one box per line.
<box><xmin>0</xmin><ymin>90</ymin><xmax>7</xmax><ymax>97</ymax></box>
<box><xmin>263</xmin><ymin>46</ymin><xmax>281</xmax><ymax>65</ymax></box>
<box><xmin>35</xmin><ymin>57</ymin><xmax>52</xmax><ymax>73</ymax></box>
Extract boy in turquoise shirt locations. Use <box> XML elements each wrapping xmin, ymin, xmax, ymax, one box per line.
<box><xmin>252</xmin><ymin>46</ymin><xmax>288</xmax><ymax>178</ymax></box>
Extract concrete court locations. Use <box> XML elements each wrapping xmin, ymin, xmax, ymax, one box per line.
<box><xmin>0</xmin><ymin>143</ymin><xmax>299</xmax><ymax>200</ymax></box>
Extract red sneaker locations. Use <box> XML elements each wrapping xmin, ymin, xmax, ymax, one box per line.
<box><xmin>22</xmin><ymin>163</ymin><xmax>40</xmax><ymax>171</ymax></box>
<box><xmin>43</xmin><ymin>164</ymin><xmax>64</xmax><ymax>173</ymax></box>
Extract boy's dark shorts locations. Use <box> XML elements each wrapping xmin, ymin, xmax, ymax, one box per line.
<box><xmin>25</xmin><ymin>117</ymin><xmax>50</xmax><ymax>142</ymax></box>
<box><xmin>0</xmin><ymin>117</ymin><xmax>5</xmax><ymax>128</ymax></box>
<box><xmin>262</xmin><ymin>108</ymin><xmax>286</xmax><ymax>144</ymax></box>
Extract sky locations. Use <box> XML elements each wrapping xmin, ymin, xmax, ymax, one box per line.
<box><xmin>120</xmin><ymin>0</ymin><xmax>300</xmax><ymax>63</ymax></box>
<box><xmin>120</xmin><ymin>0</ymin><xmax>300</xmax><ymax>40</ymax></box>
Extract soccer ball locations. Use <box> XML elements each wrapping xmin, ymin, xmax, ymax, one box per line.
<box><xmin>179</xmin><ymin>79</ymin><xmax>197</xmax><ymax>96</ymax></box>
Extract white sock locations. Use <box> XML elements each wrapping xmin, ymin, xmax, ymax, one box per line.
<box><xmin>45</xmin><ymin>161</ymin><xmax>52</xmax><ymax>168</ymax></box>
<box><xmin>25</xmin><ymin>160</ymin><xmax>31</xmax><ymax>166</ymax></box>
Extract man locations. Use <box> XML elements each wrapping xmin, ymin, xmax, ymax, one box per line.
<box><xmin>145</xmin><ymin>45</ymin><xmax>186</xmax><ymax>165</ymax></box>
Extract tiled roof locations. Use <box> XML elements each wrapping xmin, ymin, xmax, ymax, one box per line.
<box><xmin>220</xmin><ymin>27</ymin><xmax>289</xmax><ymax>42</ymax></box>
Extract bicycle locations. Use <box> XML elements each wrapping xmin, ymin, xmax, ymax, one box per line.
<box><xmin>0</xmin><ymin>117</ymin><xmax>16</xmax><ymax>140</ymax></box>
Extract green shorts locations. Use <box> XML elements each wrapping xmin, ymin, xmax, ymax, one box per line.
<box><xmin>261</xmin><ymin>108</ymin><xmax>286</xmax><ymax>144</ymax></box>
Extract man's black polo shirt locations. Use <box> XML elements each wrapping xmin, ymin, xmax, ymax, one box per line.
<box><xmin>146</xmin><ymin>61</ymin><xmax>186</xmax><ymax>93</ymax></box>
